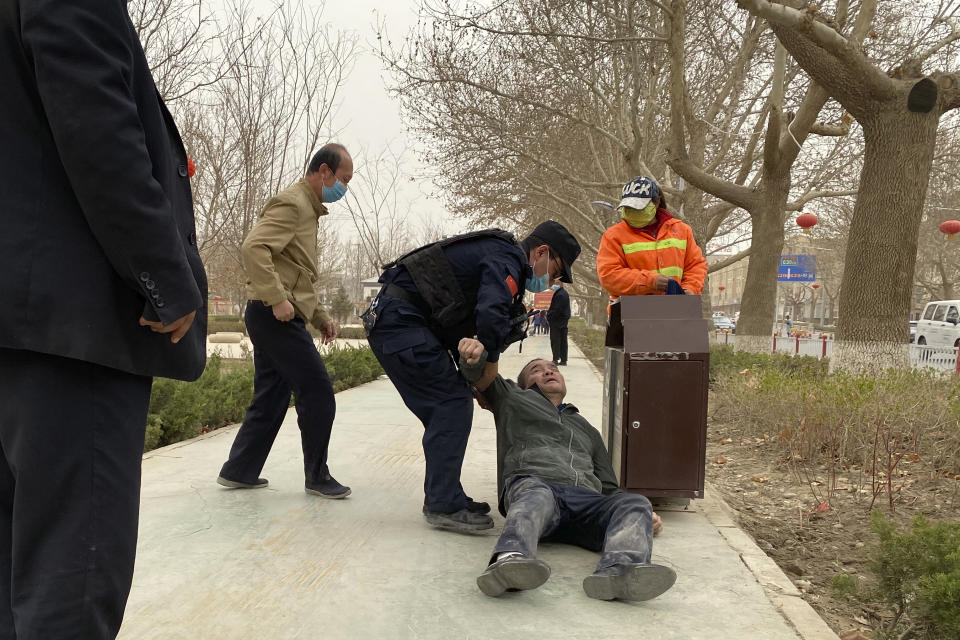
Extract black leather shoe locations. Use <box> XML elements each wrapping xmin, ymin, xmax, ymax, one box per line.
<box><xmin>217</xmin><ymin>475</ymin><xmax>269</xmax><ymax>489</ymax></box>
<box><xmin>477</xmin><ymin>555</ymin><xmax>551</xmax><ymax>597</ymax></box>
<box><xmin>305</xmin><ymin>474</ymin><xmax>351</xmax><ymax>499</ymax></box>
<box><xmin>422</xmin><ymin>498</ymin><xmax>491</xmax><ymax>515</ymax></box>
<box><xmin>466</xmin><ymin>497</ymin><xmax>491</xmax><ymax>514</ymax></box>
<box><xmin>423</xmin><ymin>508</ymin><xmax>493</xmax><ymax>533</ymax></box>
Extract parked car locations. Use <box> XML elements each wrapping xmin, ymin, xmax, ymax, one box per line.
<box><xmin>915</xmin><ymin>301</ymin><xmax>960</xmax><ymax>347</ymax></box>
<box><xmin>713</xmin><ymin>316</ymin><xmax>736</xmax><ymax>332</ymax></box>
<box><xmin>909</xmin><ymin>320</ymin><xmax>917</xmax><ymax>344</ymax></box>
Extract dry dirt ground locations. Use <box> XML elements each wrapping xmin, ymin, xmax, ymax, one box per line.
<box><xmin>705</xmin><ymin>411</ymin><xmax>960</xmax><ymax>638</ymax></box>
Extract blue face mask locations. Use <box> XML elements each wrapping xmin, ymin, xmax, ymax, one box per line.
<box><xmin>525</xmin><ymin>272</ymin><xmax>549</xmax><ymax>293</ymax></box>
<box><xmin>322</xmin><ymin>179</ymin><xmax>348</xmax><ymax>203</ymax></box>
<box><xmin>551</xmin><ymin>284</ymin><xmax>560</xmax><ymax>291</ymax></box>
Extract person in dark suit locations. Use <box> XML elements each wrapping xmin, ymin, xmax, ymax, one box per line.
<box><xmin>0</xmin><ymin>1</ymin><xmax>207</xmax><ymax>637</ymax></box>
<box><xmin>548</xmin><ymin>284</ymin><xmax>571</xmax><ymax>365</ymax></box>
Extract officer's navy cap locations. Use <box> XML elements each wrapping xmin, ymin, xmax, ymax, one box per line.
<box><xmin>618</xmin><ymin>176</ymin><xmax>660</xmax><ymax>210</ymax></box>
<box><xmin>529</xmin><ymin>220</ymin><xmax>581</xmax><ymax>284</ymax></box>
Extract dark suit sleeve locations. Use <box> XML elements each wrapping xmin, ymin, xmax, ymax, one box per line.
<box><xmin>20</xmin><ymin>0</ymin><xmax>202</xmax><ymax>325</ymax></box>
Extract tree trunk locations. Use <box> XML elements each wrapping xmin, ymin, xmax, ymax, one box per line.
<box><xmin>832</xmin><ymin>108</ymin><xmax>939</xmax><ymax>371</ymax></box>
<box><xmin>735</xmin><ymin>180</ymin><xmax>789</xmax><ymax>353</ymax></box>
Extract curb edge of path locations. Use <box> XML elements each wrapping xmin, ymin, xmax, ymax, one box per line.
<box><xmin>700</xmin><ymin>484</ymin><xmax>840</xmax><ymax>640</ymax></box>
<box><xmin>577</xmin><ymin>345</ymin><xmax>839</xmax><ymax>640</ymax></box>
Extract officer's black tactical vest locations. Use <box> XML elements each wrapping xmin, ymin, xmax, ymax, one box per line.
<box><xmin>383</xmin><ymin>229</ymin><xmax>530</xmax><ymax>344</ymax></box>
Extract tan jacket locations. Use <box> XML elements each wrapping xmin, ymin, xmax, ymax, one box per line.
<box><xmin>242</xmin><ymin>180</ymin><xmax>332</xmax><ymax>329</ymax></box>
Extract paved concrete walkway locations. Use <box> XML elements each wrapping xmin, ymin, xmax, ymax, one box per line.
<box><xmin>121</xmin><ymin>334</ymin><xmax>837</xmax><ymax>640</ymax></box>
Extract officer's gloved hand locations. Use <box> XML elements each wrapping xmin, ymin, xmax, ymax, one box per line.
<box><xmin>457</xmin><ymin>338</ymin><xmax>488</xmax><ymax>383</ymax></box>
<box><xmin>665</xmin><ymin>279</ymin><xmax>686</xmax><ymax>295</ymax></box>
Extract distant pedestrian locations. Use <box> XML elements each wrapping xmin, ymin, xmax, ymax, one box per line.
<box><xmin>786</xmin><ymin>313</ymin><xmax>792</xmax><ymax>334</ymax></box>
<box><xmin>533</xmin><ymin>310</ymin><xmax>542</xmax><ymax>334</ymax></box>
<box><xmin>548</xmin><ymin>283</ymin><xmax>571</xmax><ymax>365</ymax></box>
<box><xmin>541</xmin><ymin>309</ymin><xmax>550</xmax><ymax>335</ymax></box>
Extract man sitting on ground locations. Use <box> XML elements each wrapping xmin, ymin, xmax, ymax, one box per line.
<box><xmin>458</xmin><ymin>338</ymin><xmax>676</xmax><ymax>601</ymax></box>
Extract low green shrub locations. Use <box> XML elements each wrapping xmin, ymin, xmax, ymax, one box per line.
<box><xmin>829</xmin><ymin>573</ymin><xmax>859</xmax><ymax>599</ymax></box>
<box><xmin>711</xmin><ymin>365</ymin><xmax>960</xmax><ymax>509</ymax></box>
<box><xmin>145</xmin><ymin>346</ymin><xmax>384</xmax><ymax>453</ymax></box>
<box><xmin>147</xmin><ymin>355</ymin><xmax>254</xmax><ymax>450</ymax></box>
<box><xmin>709</xmin><ymin>344</ymin><xmax>828</xmax><ymax>382</ymax></box>
<box><xmin>323</xmin><ymin>344</ymin><xmax>384</xmax><ymax>392</ymax></box>
<box><xmin>868</xmin><ymin>511</ymin><xmax>960</xmax><ymax>639</ymax></box>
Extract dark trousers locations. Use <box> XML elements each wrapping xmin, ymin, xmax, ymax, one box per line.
<box><xmin>494</xmin><ymin>476</ymin><xmax>654</xmax><ymax>572</ymax></box>
<box><xmin>220</xmin><ymin>301</ymin><xmax>336</xmax><ymax>484</ymax></box>
<box><xmin>550</xmin><ymin>323</ymin><xmax>568</xmax><ymax>364</ymax></box>
<box><xmin>367</xmin><ymin>296</ymin><xmax>473</xmax><ymax>513</ymax></box>
<box><xmin>0</xmin><ymin>348</ymin><xmax>152</xmax><ymax>640</ymax></box>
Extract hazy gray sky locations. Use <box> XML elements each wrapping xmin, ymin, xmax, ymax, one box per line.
<box><xmin>286</xmin><ymin>0</ymin><xmax>461</xmax><ymax>242</ymax></box>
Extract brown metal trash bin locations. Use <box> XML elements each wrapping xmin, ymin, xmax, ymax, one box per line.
<box><xmin>601</xmin><ymin>295</ymin><xmax>709</xmax><ymax>499</ymax></box>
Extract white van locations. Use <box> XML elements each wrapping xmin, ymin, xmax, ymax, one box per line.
<box><xmin>916</xmin><ymin>300</ymin><xmax>960</xmax><ymax>347</ymax></box>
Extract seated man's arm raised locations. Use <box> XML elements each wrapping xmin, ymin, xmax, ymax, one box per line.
<box><xmin>458</xmin><ymin>337</ymin><xmax>498</xmax><ymax>391</ymax></box>
<box><xmin>457</xmin><ymin>337</ymin><xmax>519</xmax><ymax>413</ymax></box>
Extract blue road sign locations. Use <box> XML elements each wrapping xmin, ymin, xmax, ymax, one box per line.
<box><xmin>777</xmin><ymin>254</ymin><xmax>816</xmax><ymax>282</ymax></box>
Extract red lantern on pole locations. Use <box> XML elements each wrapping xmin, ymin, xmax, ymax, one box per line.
<box><xmin>187</xmin><ymin>156</ymin><xmax>196</xmax><ymax>178</ymax></box>
<box><xmin>718</xmin><ymin>285</ymin><xmax>726</xmax><ymax>292</ymax></box>
<box><xmin>940</xmin><ymin>219</ymin><xmax>960</xmax><ymax>240</ymax></box>
<box><xmin>796</xmin><ymin>212</ymin><xmax>818</xmax><ymax>235</ymax></box>
<box><xmin>812</xmin><ymin>283</ymin><xmax>820</xmax><ymax>290</ymax></box>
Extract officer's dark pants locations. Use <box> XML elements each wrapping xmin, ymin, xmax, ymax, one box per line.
<box><xmin>494</xmin><ymin>476</ymin><xmax>654</xmax><ymax>572</ymax></box>
<box><xmin>219</xmin><ymin>301</ymin><xmax>336</xmax><ymax>484</ymax></box>
<box><xmin>0</xmin><ymin>348</ymin><xmax>152</xmax><ymax>640</ymax></box>
<box><xmin>367</xmin><ymin>296</ymin><xmax>473</xmax><ymax>513</ymax></box>
<box><xmin>550</xmin><ymin>323</ymin><xmax>568</xmax><ymax>364</ymax></box>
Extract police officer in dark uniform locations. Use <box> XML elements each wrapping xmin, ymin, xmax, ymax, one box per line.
<box><xmin>365</xmin><ymin>221</ymin><xmax>581</xmax><ymax>533</ymax></box>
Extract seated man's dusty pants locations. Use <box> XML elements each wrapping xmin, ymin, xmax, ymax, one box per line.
<box><xmin>494</xmin><ymin>475</ymin><xmax>653</xmax><ymax>571</ymax></box>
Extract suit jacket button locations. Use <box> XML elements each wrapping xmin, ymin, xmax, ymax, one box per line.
<box><xmin>146</xmin><ymin>280</ymin><xmax>156</xmax><ymax>289</ymax></box>
<box><xmin>156</xmin><ymin>298</ymin><xmax>166</xmax><ymax>308</ymax></box>
<box><xmin>151</xmin><ymin>290</ymin><xmax>160</xmax><ymax>299</ymax></box>
<box><xmin>188</xmin><ymin>232</ymin><xmax>196</xmax><ymax>246</ymax></box>
<box><xmin>178</xmin><ymin>164</ymin><xmax>188</xmax><ymax>178</ymax></box>
<box><xmin>140</xmin><ymin>272</ymin><xmax>150</xmax><ymax>282</ymax></box>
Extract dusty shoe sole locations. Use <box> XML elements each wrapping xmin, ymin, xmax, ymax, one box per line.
<box><xmin>477</xmin><ymin>558</ymin><xmax>551</xmax><ymax>597</ymax></box>
<box><xmin>423</xmin><ymin>512</ymin><xmax>493</xmax><ymax>534</ymax></box>
<box><xmin>305</xmin><ymin>487</ymin><xmax>352</xmax><ymax>499</ymax></box>
<box><xmin>582</xmin><ymin>563</ymin><xmax>676</xmax><ymax>602</ymax></box>
<box><xmin>216</xmin><ymin>476</ymin><xmax>268</xmax><ymax>489</ymax></box>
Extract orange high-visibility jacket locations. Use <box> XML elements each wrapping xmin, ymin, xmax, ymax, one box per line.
<box><xmin>597</xmin><ymin>214</ymin><xmax>707</xmax><ymax>301</ymax></box>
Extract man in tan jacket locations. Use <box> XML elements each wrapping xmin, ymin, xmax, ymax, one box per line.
<box><xmin>217</xmin><ymin>143</ymin><xmax>353</xmax><ymax>498</ymax></box>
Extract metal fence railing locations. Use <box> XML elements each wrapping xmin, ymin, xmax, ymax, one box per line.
<box><xmin>709</xmin><ymin>332</ymin><xmax>959</xmax><ymax>374</ymax></box>
<box><xmin>910</xmin><ymin>344</ymin><xmax>960</xmax><ymax>373</ymax></box>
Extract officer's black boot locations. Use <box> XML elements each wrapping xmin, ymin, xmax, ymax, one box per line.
<box><xmin>423</xmin><ymin>508</ymin><xmax>494</xmax><ymax>533</ymax></box>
